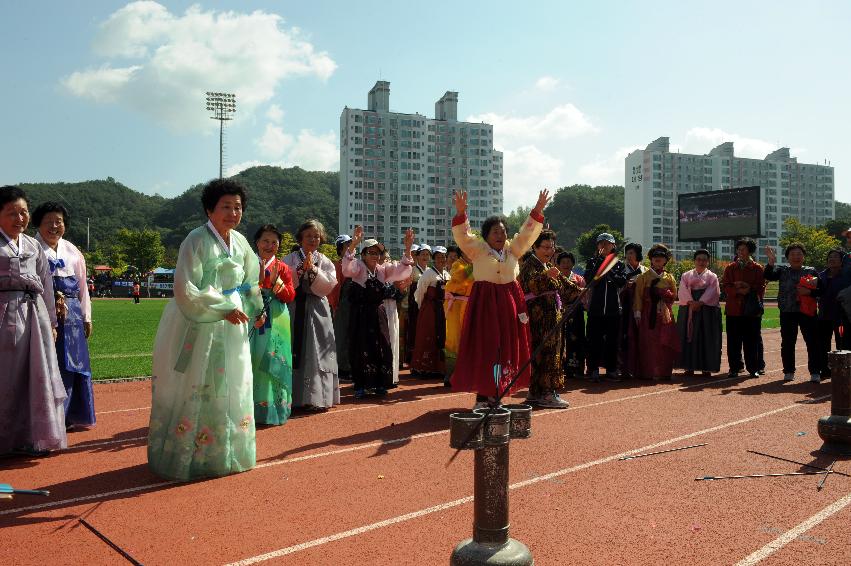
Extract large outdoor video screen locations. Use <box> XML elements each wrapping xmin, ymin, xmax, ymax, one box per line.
<box><xmin>678</xmin><ymin>186</ymin><xmax>762</xmax><ymax>242</ymax></box>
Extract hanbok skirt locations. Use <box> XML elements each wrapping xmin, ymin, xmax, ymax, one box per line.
<box><xmin>635</xmin><ymin>289</ymin><xmax>680</xmax><ymax>379</ymax></box>
<box><xmin>289</xmin><ymin>291</ymin><xmax>340</xmax><ymax>409</ymax></box>
<box><xmin>333</xmin><ymin>280</ymin><xmax>352</xmax><ymax>376</ymax></box>
<box><xmin>0</xmin><ymin>290</ymin><xmax>67</xmax><ymax>453</ymax></box>
<box><xmin>148</xmin><ymin>297</ymin><xmax>256</xmax><ymax>481</ymax></box>
<box><xmin>452</xmin><ymin>280</ymin><xmax>531</xmax><ymax>396</ymax></box>
<box><xmin>54</xmin><ymin>275</ymin><xmax>95</xmax><ymax>427</ymax></box>
<box><xmin>677</xmin><ymin>289</ymin><xmax>722</xmax><ymax>373</ymax></box>
<box><xmin>250</xmin><ymin>289</ymin><xmax>293</xmax><ymax>425</ymax></box>
<box><xmin>444</xmin><ymin>293</ymin><xmax>470</xmax><ymax>378</ymax></box>
<box><xmin>412</xmin><ymin>286</ymin><xmax>446</xmax><ymax>374</ymax></box>
<box><xmin>349</xmin><ymin>278</ymin><xmax>394</xmax><ymax>391</ymax></box>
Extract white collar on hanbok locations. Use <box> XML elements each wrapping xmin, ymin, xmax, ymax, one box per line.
<box><xmin>35</xmin><ymin>233</ymin><xmax>76</xmax><ymax>276</ymax></box>
<box><xmin>488</xmin><ymin>246</ymin><xmax>506</xmax><ymax>262</ymax></box>
<box><xmin>206</xmin><ymin>220</ymin><xmax>232</xmax><ymax>257</ymax></box>
<box><xmin>0</xmin><ymin>227</ymin><xmax>22</xmax><ymax>255</ymax></box>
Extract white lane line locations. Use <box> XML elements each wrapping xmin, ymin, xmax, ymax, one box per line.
<box><xmin>96</xmin><ymin>406</ymin><xmax>151</xmax><ymax>415</ymax></box>
<box><xmin>734</xmin><ymin>490</ymin><xmax>851</xmax><ymax>566</ymax></box>
<box><xmin>0</xmin><ymin>482</ymin><xmax>178</xmax><ymax>516</ymax></box>
<box><xmin>73</xmin><ymin>363</ymin><xmax>806</xmax><ymax>457</ymax></box>
<box><xmin>67</xmin><ymin>437</ymin><xmax>148</xmax><ymax>451</ymax></box>
<box><xmin>5</xmin><ymin>367</ymin><xmax>819</xmax><ymax>516</ymax></box>
<box><xmin>224</xmin><ymin>394</ymin><xmax>830</xmax><ymax>565</ymax></box>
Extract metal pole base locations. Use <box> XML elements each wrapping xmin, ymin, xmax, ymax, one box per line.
<box><xmin>817</xmin><ymin>416</ymin><xmax>851</xmax><ymax>450</ymax></box>
<box><xmin>450</xmin><ymin>538</ymin><xmax>534</xmax><ymax>566</ymax></box>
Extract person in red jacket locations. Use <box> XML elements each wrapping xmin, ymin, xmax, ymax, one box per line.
<box><xmin>721</xmin><ymin>238</ymin><xmax>765</xmax><ymax>378</ymax></box>
<box><xmin>250</xmin><ymin>224</ymin><xmax>296</xmax><ymax>425</ymax></box>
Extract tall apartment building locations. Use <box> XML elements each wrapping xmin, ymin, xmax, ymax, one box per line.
<box><xmin>624</xmin><ymin>137</ymin><xmax>835</xmax><ymax>261</ymax></box>
<box><xmin>339</xmin><ymin>81</ymin><xmax>504</xmax><ymax>255</ymax></box>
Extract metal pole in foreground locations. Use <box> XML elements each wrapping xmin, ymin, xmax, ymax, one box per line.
<box><xmin>448</xmin><ymin>405</ymin><xmax>533</xmax><ymax>566</ymax></box>
<box><xmin>205</xmin><ymin>92</ymin><xmax>236</xmax><ymax>179</ymax></box>
<box><xmin>817</xmin><ymin>351</ymin><xmax>851</xmax><ymax>453</ymax></box>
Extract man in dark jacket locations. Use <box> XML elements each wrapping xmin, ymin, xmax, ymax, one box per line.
<box><xmin>584</xmin><ymin>233</ymin><xmax>627</xmax><ymax>381</ymax></box>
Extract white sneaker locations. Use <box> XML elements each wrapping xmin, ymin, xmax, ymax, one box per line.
<box><xmin>783</xmin><ymin>373</ymin><xmax>795</xmax><ymax>382</ymax></box>
<box><xmin>537</xmin><ymin>392</ymin><xmax>569</xmax><ymax>409</ymax></box>
<box><xmin>810</xmin><ymin>373</ymin><xmax>821</xmax><ymax>383</ymax></box>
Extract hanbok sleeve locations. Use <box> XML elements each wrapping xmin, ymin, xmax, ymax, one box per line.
<box><xmin>381</xmin><ymin>260</ymin><xmax>413</xmax><ymax>284</ymax></box>
<box><xmin>274</xmin><ymin>260</ymin><xmax>296</xmax><ymax>303</ymax></box>
<box><xmin>342</xmin><ymin>251</ymin><xmax>366</xmax><ymax>280</ymax></box>
<box><xmin>415</xmin><ymin>269</ymin><xmax>436</xmax><ymax>307</ymax></box>
<box><xmin>633</xmin><ymin>272</ymin><xmax>647</xmax><ymax>314</ymax></box>
<box><xmin>678</xmin><ymin>271</ymin><xmax>692</xmax><ymax>306</ymax></box>
<box><xmin>309</xmin><ymin>255</ymin><xmax>337</xmax><ymax>297</ymax></box>
<box><xmin>239</xmin><ymin>240</ymin><xmax>263</xmax><ymax>318</ymax></box>
<box><xmin>173</xmin><ymin>231</ymin><xmax>239</xmax><ymax>323</ymax></box>
<box><xmin>508</xmin><ymin>212</ymin><xmax>544</xmax><ymax>260</ymax></box>
<box><xmin>700</xmin><ymin>272</ymin><xmax>720</xmax><ymax>306</ymax></box>
<box><xmin>35</xmin><ymin>242</ymin><xmax>57</xmax><ymax>327</ymax></box>
<box><xmin>451</xmin><ymin>213</ymin><xmax>489</xmax><ymax>261</ymax></box>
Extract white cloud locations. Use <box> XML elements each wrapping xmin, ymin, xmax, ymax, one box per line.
<box><xmin>266</xmin><ymin>104</ymin><xmax>285</xmax><ymax>124</ymax></box>
<box><xmin>467</xmin><ymin>102</ymin><xmax>598</xmax><ymax>211</ymax></box>
<box><xmin>62</xmin><ymin>1</ymin><xmax>336</xmax><ymax>131</ymax></box>
<box><xmin>682</xmin><ymin>127</ymin><xmax>777</xmax><ymax>159</ymax></box>
<box><xmin>257</xmin><ymin>124</ymin><xmax>294</xmax><ymax>160</ymax></box>
<box><xmin>469</xmin><ymin>104</ymin><xmax>598</xmax><ymax>144</ymax></box>
<box><xmin>577</xmin><ymin>147</ymin><xmax>637</xmax><ymax>186</ymax></box>
<box><xmin>534</xmin><ymin>76</ymin><xmax>560</xmax><ymax>92</ymax></box>
<box><xmin>500</xmin><ymin>146</ymin><xmax>564</xmax><ymax>212</ymax></box>
<box><xmin>227</xmin><ymin>125</ymin><xmax>338</xmax><ymax>176</ymax></box>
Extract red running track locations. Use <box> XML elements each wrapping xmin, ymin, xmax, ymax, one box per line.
<box><xmin>2</xmin><ymin>328</ymin><xmax>850</xmax><ymax>565</ymax></box>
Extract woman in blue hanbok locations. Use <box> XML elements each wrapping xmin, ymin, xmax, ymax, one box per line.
<box><xmin>34</xmin><ymin>202</ymin><xmax>95</xmax><ymax>429</ymax></box>
<box><xmin>147</xmin><ymin>179</ymin><xmax>263</xmax><ymax>481</ymax></box>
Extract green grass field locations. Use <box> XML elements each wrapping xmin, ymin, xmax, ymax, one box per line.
<box><xmin>87</xmin><ymin>298</ymin><xmax>781</xmax><ymax>379</ymax></box>
<box><xmin>89</xmin><ymin>299</ymin><xmax>167</xmax><ymax>379</ymax></box>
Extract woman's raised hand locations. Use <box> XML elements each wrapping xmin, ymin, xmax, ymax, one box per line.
<box><xmin>764</xmin><ymin>245</ymin><xmax>776</xmax><ymax>265</ymax></box>
<box><xmin>453</xmin><ymin>190</ymin><xmax>468</xmax><ymax>216</ymax></box>
<box><xmin>532</xmin><ymin>189</ymin><xmax>551</xmax><ymax>216</ymax></box>
<box><xmin>404</xmin><ymin>227</ymin><xmax>415</xmax><ymax>253</ymax></box>
<box><xmin>348</xmin><ymin>225</ymin><xmax>364</xmax><ymax>254</ymax></box>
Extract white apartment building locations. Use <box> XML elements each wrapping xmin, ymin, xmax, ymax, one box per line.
<box><xmin>339</xmin><ymin>81</ymin><xmax>504</xmax><ymax>255</ymax></box>
<box><xmin>624</xmin><ymin>136</ymin><xmax>835</xmax><ymax>261</ymax></box>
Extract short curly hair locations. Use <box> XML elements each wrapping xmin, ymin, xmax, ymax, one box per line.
<box><xmin>201</xmin><ymin>178</ymin><xmax>248</xmax><ymax>214</ymax></box>
<box><xmin>481</xmin><ymin>215</ymin><xmax>508</xmax><ymax>241</ymax></box>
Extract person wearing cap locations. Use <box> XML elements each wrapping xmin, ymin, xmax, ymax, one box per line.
<box><xmin>283</xmin><ymin>219</ymin><xmax>340</xmax><ymax>412</ymax></box>
<box><xmin>331</xmin><ymin>234</ymin><xmax>354</xmax><ymax>383</ymax></box>
<box><xmin>633</xmin><ymin>244</ymin><xmax>680</xmax><ymax>380</ymax></box>
<box><xmin>519</xmin><ymin>229</ymin><xmax>580</xmax><ymax>408</ymax></box>
<box><xmin>584</xmin><ymin>233</ymin><xmax>627</xmax><ymax>382</ymax></box>
<box><xmin>250</xmin><ymin>224</ymin><xmax>296</xmax><ymax>425</ymax></box>
<box><xmin>412</xmin><ymin>245</ymin><xmax>451</xmax><ymax>378</ymax></box>
<box><xmin>343</xmin><ymin>226</ymin><xmax>415</xmax><ymax>398</ymax></box>
<box><xmin>406</xmin><ymin>243</ymin><xmax>432</xmax><ymax>370</ymax></box>
<box><xmin>721</xmin><ymin>237</ymin><xmax>765</xmax><ymax>378</ymax></box>
<box><xmin>451</xmin><ymin>189</ymin><xmax>550</xmax><ymax>410</ymax></box>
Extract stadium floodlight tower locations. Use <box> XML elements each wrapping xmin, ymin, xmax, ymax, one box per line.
<box><xmin>205</xmin><ymin>92</ymin><xmax>236</xmax><ymax>179</ymax></box>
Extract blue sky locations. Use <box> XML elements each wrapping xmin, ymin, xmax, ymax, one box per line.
<box><xmin>1</xmin><ymin>1</ymin><xmax>849</xmax><ymax>212</ymax></box>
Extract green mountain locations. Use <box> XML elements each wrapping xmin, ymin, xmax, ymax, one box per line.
<box><xmin>19</xmin><ymin>167</ymin><xmax>340</xmax><ymax>251</ymax></box>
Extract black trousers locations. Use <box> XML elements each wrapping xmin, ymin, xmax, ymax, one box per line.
<box><xmin>726</xmin><ymin>315</ymin><xmax>761</xmax><ymax>374</ymax></box>
<box><xmin>779</xmin><ymin>312</ymin><xmax>819</xmax><ymax>375</ymax></box>
<box><xmin>586</xmin><ymin>314</ymin><xmax>620</xmax><ymax>372</ymax></box>
<box><xmin>818</xmin><ymin>319</ymin><xmax>845</xmax><ymax>375</ymax></box>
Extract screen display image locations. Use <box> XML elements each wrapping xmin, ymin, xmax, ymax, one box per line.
<box><xmin>677</xmin><ymin>186</ymin><xmax>762</xmax><ymax>241</ymax></box>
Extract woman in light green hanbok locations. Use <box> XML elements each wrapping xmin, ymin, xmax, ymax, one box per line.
<box><xmin>147</xmin><ymin>179</ymin><xmax>263</xmax><ymax>481</ymax></box>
